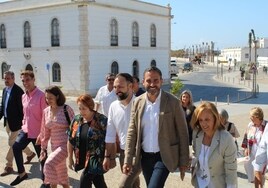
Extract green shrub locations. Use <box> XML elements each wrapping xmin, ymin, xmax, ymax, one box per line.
<box><xmin>170</xmin><ymin>79</ymin><xmax>184</xmax><ymax>97</ymax></box>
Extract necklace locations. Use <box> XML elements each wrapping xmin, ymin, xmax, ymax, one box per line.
<box><xmin>201</xmin><ymin>145</ymin><xmax>209</xmax><ymax>180</ymax></box>
<box><xmin>83</xmin><ymin>112</ymin><xmax>95</xmax><ymax>124</ymax></box>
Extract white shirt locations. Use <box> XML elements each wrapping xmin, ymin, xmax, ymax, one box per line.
<box><xmin>105</xmin><ymin>95</ymin><xmax>135</xmax><ymax>150</ymax></box>
<box><xmin>102</xmin><ymin>90</ymin><xmax>117</xmax><ymax>117</ymax></box>
<box><xmin>141</xmin><ymin>91</ymin><xmax>161</xmax><ymax>153</ymax></box>
<box><xmin>253</xmin><ymin>120</ymin><xmax>268</xmax><ymax>172</ymax></box>
<box><xmin>197</xmin><ymin>144</ymin><xmax>212</xmax><ymax>188</ymax></box>
<box><xmin>94</xmin><ymin>85</ymin><xmax>114</xmax><ymax>115</ymax></box>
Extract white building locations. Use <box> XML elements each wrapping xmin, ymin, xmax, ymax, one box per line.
<box><xmin>0</xmin><ymin>0</ymin><xmax>172</xmax><ymax>96</ymax></box>
<box><xmin>220</xmin><ymin>38</ymin><xmax>268</xmax><ymax>67</ymax></box>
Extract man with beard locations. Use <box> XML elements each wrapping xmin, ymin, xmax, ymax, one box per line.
<box><xmin>103</xmin><ymin>73</ymin><xmax>141</xmax><ymax>188</ymax></box>
<box><xmin>123</xmin><ymin>66</ymin><xmax>189</xmax><ymax>188</ymax></box>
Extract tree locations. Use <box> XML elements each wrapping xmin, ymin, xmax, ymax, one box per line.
<box><xmin>170</xmin><ymin>79</ymin><xmax>184</xmax><ymax>97</ymax></box>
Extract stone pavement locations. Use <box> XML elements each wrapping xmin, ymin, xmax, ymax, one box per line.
<box><xmin>0</xmin><ymin>65</ymin><xmax>267</xmax><ymax>187</ymax></box>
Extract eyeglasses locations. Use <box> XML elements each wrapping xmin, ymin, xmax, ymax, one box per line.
<box><xmin>107</xmin><ymin>78</ymin><xmax>115</xmax><ymax>82</ymax></box>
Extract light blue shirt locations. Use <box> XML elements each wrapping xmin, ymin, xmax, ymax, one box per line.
<box><xmin>4</xmin><ymin>86</ymin><xmax>13</xmax><ymax>117</ymax></box>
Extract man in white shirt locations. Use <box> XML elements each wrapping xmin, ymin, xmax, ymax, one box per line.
<box><xmin>94</xmin><ymin>73</ymin><xmax>116</xmax><ymax>116</ymax></box>
<box><xmin>103</xmin><ymin>73</ymin><xmax>141</xmax><ymax>188</ymax></box>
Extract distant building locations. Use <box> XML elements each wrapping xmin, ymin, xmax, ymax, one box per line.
<box><xmin>0</xmin><ymin>0</ymin><xmax>172</xmax><ymax>96</ymax></box>
<box><xmin>220</xmin><ymin>38</ymin><xmax>268</xmax><ymax>67</ymax></box>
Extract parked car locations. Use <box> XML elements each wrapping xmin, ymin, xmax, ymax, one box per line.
<box><xmin>182</xmin><ymin>62</ymin><xmax>193</xmax><ymax>72</ymax></box>
<box><xmin>170</xmin><ymin>60</ymin><xmax>178</xmax><ymax>78</ymax></box>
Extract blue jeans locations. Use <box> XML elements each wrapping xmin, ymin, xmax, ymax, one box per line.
<box><xmin>141</xmin><ymin>151</ymin><xmax>169</xmax><ymax>188</ymax></box>
<box><xmin>13</xmin><ymin>130</ymin><xmax>44</xmax><ymax>179</ymax></box>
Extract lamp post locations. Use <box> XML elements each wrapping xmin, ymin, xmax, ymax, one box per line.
<box><xmin>251</xmin><ymin>29</ymin><xmax>257</xmax><ymax>98</ymax></box>
<box><xmin>217</xmin><ymin>48</ymin><xmax>219</xmax><ymax>78</ymax></box>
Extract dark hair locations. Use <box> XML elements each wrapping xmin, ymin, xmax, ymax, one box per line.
<box><xmin>20</xmin><ymin>70</ymin><xmax>35</xmax><ymax>78</ymax></box>
<box><xmin>105</xmin><ymin>73</ymin><xmax>115</xmax><ymax>80</ymax></box>
<box><xmin>77</xmin><ymin>94</ymin><xmax>95</xmax><ymax>111</ymax></box>
<box><xmin>143</xmin><ymin>66</ymin><xmax>162</xmax><ymax>79</ymax></box>
<box><xmin>132</xmin><ymin>75</ymin><xmax>140</xmax><ymax>83</ymax></box>
<box><xmin>116</xmin><ymin>73</ymin><xmax>133</xmax><ymax>83</ymax></box>
<box><xmin>45</xmin><ymin>85</ymin><xmax>66</xmax><ymax>106</ymax></box>
<box><xmin>4</xmin><ymin>71</ymin><xmax>15</xmax><ymax>78</ymax></box>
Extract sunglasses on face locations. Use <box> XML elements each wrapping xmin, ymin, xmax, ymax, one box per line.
<box><xmin>107</xmin><ymin>78</ymin><xmax>115</xmax><ymax>82</ymax></box>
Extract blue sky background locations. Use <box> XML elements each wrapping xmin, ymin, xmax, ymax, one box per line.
<box><xmin>142</xmin><ymin>0</ymin><xmax>268</xmax><ymax>50</ymax></box>
<box><xmin>1</xmin><ymin>0</ymin><xmax>267</xmax><ymax>50</ymax></box>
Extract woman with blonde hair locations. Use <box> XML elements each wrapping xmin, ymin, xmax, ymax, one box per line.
<box><xmin>180</xmin><ymin>89</ymin><xmax>195</xmax><ymax>145</ymax></box>
<box><xmin>190</xmin><ymin>101</ymin><xmax>237</xmax><ymax>188</ymax></box>
<box><xmin>241</xmin><ymin>107</ymin><xmax>267</xmax><ymax>184</ymax></box>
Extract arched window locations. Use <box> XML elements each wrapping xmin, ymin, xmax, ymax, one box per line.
<box><xmin>0</xmin><ymin>24</ymin><xmax>6</xmax><ymax>48</ymax></box>
<box><xmin>111</xmin><ymin>61</ymin><xmax>119</xmax><ymax>75</ymax></box>
<box><xmin>110</xmin><ymin>19</ymin><xmax>118</xmax><ymax>46</ymax></box>
<box><xmin>1</xmin><ymin>62</ymin><xmax>8</xmax><ymax>79</ymax></box>
<box><xmin>132</xmin><ymin>22</ymin><xmax>139</xmax><ymax>47</ymax></box>
<box><xmin>151</xmin><ymin>60</ymin><xmax>156</xmax><ymax>67</ymax></box>
<box><xmin>24</xmin><ymin>21</ymin><xmax>31</xmax><ymax>48</ymax></box>
<box><xmin>52</xmin><ymin>63</ymin><xmax>61</xmax><ymax>82</ymax></box>
<box><xmin>25</xmin><ymin>64</ymin><xmax>33</xmax><ymax>71</ymax></box>
<box><xmin>150</xmin><ymin>24</ymin><xmax>156</xmax><ymax>47</ymax></box>
<box><xmin>51</xmin><ymin>18</ymin><xmax>60</xmax><ymax>47</ymax></box>
<box><xmin>132</xmin><ymin>61</ymin><xmax>139</xmax><ymax>77</ymax></box>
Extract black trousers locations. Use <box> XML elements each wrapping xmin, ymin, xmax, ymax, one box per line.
<box><xmin>80</xmin><ymin>168</ymin><xmax>107</xmax><ymax>188</ymax></box>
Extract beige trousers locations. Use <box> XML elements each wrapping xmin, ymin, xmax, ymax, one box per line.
<box><xmin>5</xmin><ymin>123</ymin><xmax>33</xmax><ymax>168</ymax></box>
<box><xmin>119</xmin><ymin>149</ymin><xmax>141</xmax><ymax>188</ymax></box>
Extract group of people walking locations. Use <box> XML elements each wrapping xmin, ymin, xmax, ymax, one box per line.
<box><xmin>0</xmin><ymin>66</ymin><xmax>268</xmax><ymax>188</ymax></box>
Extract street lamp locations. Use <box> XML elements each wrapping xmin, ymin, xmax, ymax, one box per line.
<box><xmin>250</xmin><ymin>29</ymin><xmax>257</xmax><ymax>98</ymax></box>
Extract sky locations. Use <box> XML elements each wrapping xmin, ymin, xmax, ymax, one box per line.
<box><xmin>142</xmin><ymin>0</ymin><xmax>268</xmax><ymax>50</ymax></box>
<box><xmin>1</xmin><ymin>0</ymin><xmax>267</xmax><ymax>50</ymax></box>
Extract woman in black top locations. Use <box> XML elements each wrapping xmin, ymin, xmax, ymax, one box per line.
<box><xmin>180</xmin><ymin>90</ymin><xmax>196</xmax><ymax>146</ymax></box>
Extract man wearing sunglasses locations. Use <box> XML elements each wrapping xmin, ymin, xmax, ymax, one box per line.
<box><xmin>94</xmin><ymin>73</ymin><xmax>117</xmax><ymax>116</ymax></box>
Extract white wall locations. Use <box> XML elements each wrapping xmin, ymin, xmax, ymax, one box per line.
<box><xmin>0</xmin><ymin>0</ymin><xmax>171</xmax><ymax>96</ymax></box>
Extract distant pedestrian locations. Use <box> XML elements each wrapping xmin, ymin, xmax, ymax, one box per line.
<box><xmin>40</xmin><ymin>86</ymin><xmax>75</xmax><ymax>188</ymax></box>
<box><xmin>180</xmin><ymin>89</ymin><xmax>196</xmax><ymax>146</ymax></box>
<box><xmin>241</xmin><ymin>107</ymin><xmax>267</xmax><ymax>183</ymax></box>
<box><xmin>0</xmin><ymin>71</ymin><xmax>36</xmax><ymax>177</ymax></box>
<box><xmin>94</xmin><ymin>73</ymin><xmax>117</xmax><ymax>116</ymax></box>
<box><xmin>10</xmin><ymin>70</ymin><xmax>47</xmax><ymax>186</ymax></box>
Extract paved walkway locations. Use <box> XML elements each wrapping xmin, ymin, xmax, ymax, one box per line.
<box><xmin>0</xmin><ymin>65</ymin><xmax>267</xmax><ymax>187</ymax></box>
